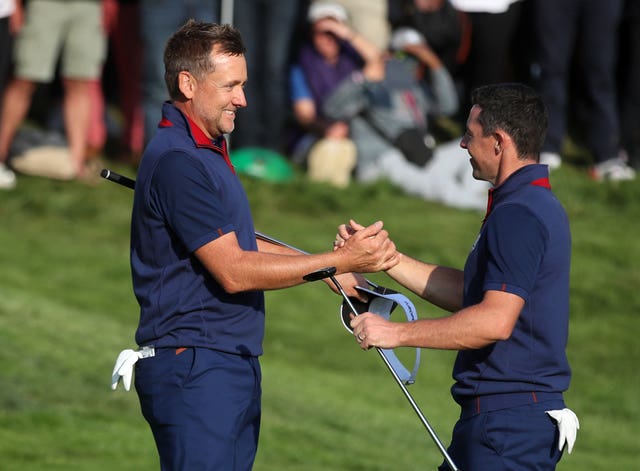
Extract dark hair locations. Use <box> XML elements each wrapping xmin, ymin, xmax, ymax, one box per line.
<box><xmin>471</xmin><ymin>83</ymin><xmax>548</xmax><ymax>160</ymax></box>
<box><xmin>164</xmin><ymin>20</ymin><xmax>246</xmax><ymax>100</ymax></box>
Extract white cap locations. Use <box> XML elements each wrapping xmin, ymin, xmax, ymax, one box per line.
<box><xmin>308</xmin><ymin>2</ymin><xmax>349</xmax><ymax>23</ymax></box>
<box><xmin>389</xmin><ymin>27</ymin><xmax>426</xmax><ymax>51</ymax></box>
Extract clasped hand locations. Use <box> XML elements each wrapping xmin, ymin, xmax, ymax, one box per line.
<box><xmin>335</xmin><ymin>220</ymin><xmax>399</xmax><ymax>273</ymax></box>
<box><xmin>350</xmin><ymin>311</ymin><xmax>401</xmax><ymax>350</ymax></box>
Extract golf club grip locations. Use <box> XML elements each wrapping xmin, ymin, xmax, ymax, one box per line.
<box><xmin>100</xmin><ymin>168</ymin><xmax>136</xmax><ymax>190</ymax></box>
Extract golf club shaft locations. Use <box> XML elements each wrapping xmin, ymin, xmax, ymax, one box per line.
<box><xmin>327</xmin><ymin>276</ymin><xmax>458</xmax><ymax>471</ymax></box>
<box><xmin>376</xmin><ymin>348</ymin><xmax>458</xmax><ymax>470</ymax></box>
<box><xmin>255</xmin><ymin>232</ymin><xmax>363</xmax><ymax>315</ymax></box>
<box><xmin>101</xmin><ymin>168</ymin><xmax>457</xmax><ymax>469</ymax></box>
<box><xmin>255</xmin><ymin>231</ymin><xmax>309</xmax><ymax>255</ymax></box>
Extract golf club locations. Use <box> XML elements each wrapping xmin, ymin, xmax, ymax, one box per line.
<box><xmin>100</xmin><ymin>168</ymin><xmax>135</xmax><ymax>189</ymax></box>
<box><xmin>101</xmin><ymin>168</ymin><xmax>458</xmax><ymax>470</ymax></box>
<box><xmin>303</xmin><ymin>267</ymin><xmax>459</xmax><ymax>471</ymax></box>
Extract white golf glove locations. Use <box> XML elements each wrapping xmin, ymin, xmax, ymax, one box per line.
<box><xmin>546</xmin><ymin>408</ymin><xmax>580</xmax><ymax>454</ymax></box>
<box><xmin>111</xmin><ymin>349</ymin><xmax>142</xmax><ymax>391</ymax></box>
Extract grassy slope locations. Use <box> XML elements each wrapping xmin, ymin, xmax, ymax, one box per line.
<box><xmin>0</xmin><ymin>162</ymin><xmax>638</xmax><ymax>470</ymax></box>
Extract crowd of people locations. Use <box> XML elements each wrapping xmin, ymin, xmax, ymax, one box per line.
<box><xmin>0</xmin><ymin>0</ymin><xmax>637</xmax><ymax>197</ymax></box>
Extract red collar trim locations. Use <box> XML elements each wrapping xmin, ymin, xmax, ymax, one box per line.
<box><xmin>530</xmin><ymin>177</ymin><xmax>551</xmax><ymax>189</ymax></box>
<box><xmin>183</xmin><ymin>115</ymin><xmax>235</xmax><ymax>174</ymax></box>
<box><xmin>184</xmin><ymin>115</ymin><xmax>216</xmax><ymax>148</ymax></box>
<box><xmin>482</xmin><ymin>176</ymin><xmax>551</xmax><ymax>225</ymax></box>
<box><xmin>158</xmin><ymin>110</ymin><xmax>236</xmax><ymax>174</ymax></box>
<box><xmin>482</xmin><ymin>188</ymin><xmax>495</xmax><ymax>226</ymax></box>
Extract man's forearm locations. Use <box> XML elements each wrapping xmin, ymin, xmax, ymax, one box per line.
<box><xmin>386</xmin><ymin>253</ymin><xmax>463</xmax><ymax>312</ymax></box>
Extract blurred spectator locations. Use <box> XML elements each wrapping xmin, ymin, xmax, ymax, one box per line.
<box><xmin>328</xmin><ymin>0</ymin><xmax>390</xmax><ymax>50</ymax></box>
<box><xmin>0</xmin><ymin>0</ymin><xmax>22</xmax><ymax>189</ymax></box>
<box><xmin>618</xmin><ymin>0</ymin><xmax>639</xmax><ymax>170</ymax></box>
<box><xmin>449</xmin><ymin>0</ymin><xmax>525</xmax><ymax>117</ymax></box>
<box><xmin>139</xmin><ymin>0</ymin><xmax>220</xmax><ymax>146</ymax></box>
<box><xmin>531</xmin><ymin>0</ymin><xmax>634</xmax><ymax>181</ymax></box>
<box><xmin>86</xmin><ymin>78</ymin><xmax>107</xmax><ymax>160</ymax></box>
<box><xmin>231</xmin><ymin>0</ymin><xmax>302</xmax><ymax>152</ymax></box>
<box><xmin>101</xmin><ymin>0</ymin><xmax>144</xmax><ymax>164</ymax></box>
<box><xmin>0</xmin><ymin>0</ymin><xmax>22</xmax><ymax>96</ymax></box>
<box><xmin>288</xmin><ymin>2</ymin><xmax>377</xmax><ymax>187</ymax></box>
<box><xmin>0</xmin><ymin>0</ymin><xmax>107</xmax><ymax>184</ymax></box>
<box><xmin>322</xmin><ymin>26</ymin><xmax>459</xmax><ymax>179</ymax></box>
<box><xmin>387</xmin><ymin>0</ymin><xmax>470</xmax><ymax>80</ymax></box>
<box><xmin>323</xmin><ymin>26</ymin><xmax>488</xmax><ymax>209</ymax></box>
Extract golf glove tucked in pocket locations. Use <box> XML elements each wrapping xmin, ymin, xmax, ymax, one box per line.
<box><xmin>546</xmin><ymin>408</ymin><xmax>580</xmax><ymax>454</ymax></box>
<box><xmin>111</xmin><ymin>349</ymin><xmax>140</xmax><ymax>391</ymax></box>
<box><xmin>111</xmin><ymin>346</ymin><xmax>155</xmax><ymax>391</ymax></box>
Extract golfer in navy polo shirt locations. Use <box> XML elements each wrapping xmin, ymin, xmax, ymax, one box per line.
<box><xmin>128</xmin><ymin>20</ymin><xmax>399</xmax><ymax>471</ymax></box>
<box><xmin>345</xmin><ymin>83</ymin><xmax>579</xmax><ymax>470</ymax></box>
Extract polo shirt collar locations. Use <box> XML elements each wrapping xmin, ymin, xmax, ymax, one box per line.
<box><xmin>483</xmin><ymin>164</ymin><xmax>550</xmax><ymax>224</ymax></box>
<box><xmin>159</xmin><ymin>101</ymin><xmax>235</xmax><ymax>173</ymax></box>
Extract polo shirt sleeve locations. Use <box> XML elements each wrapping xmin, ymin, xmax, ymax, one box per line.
<box><xmin>483</xmin><ymin>203</ymin><xmax>547</xmax><ymax>300</ymax></box>
<box><xmin>150</xmin><ymin>151</ymin><xmax>233</xmax><ymax>253</ymax></box>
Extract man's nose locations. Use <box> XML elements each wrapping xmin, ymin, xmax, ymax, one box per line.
<box><xmin>234</xmin><ymin>87</ymin><xmax>247</xmax><ymax>108</ymax></box>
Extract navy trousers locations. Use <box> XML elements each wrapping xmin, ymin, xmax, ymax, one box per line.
<box><xmin>438</xmin><ymin>399</ymin><xmax>565</xmax><ymax>470</ymax></box>
<box><xmin>135</xmin><ymin>347</ymin><xmax>262</xmax><ymax>471</ymax></box>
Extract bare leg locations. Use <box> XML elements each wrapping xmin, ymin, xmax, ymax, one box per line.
<box><xmin>86</xmin><ymin>79</ymin><xmax>106</xmax><ymax>157</ymax></box>
<box><xmin>62</xmin><ymin>78</ymin><xmax>91</xmax><ymax>176</ymax></box>
<box><xmin>0</xmin><ymin>79</ymin><xmax>37</xmax><ymax>162</ymax></box>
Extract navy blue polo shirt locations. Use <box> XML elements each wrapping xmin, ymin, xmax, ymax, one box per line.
<box><xmin>130</xmin><ymin>102</ymin><xmax>264</xmax><ymax>356</ymax></box>
<box><xmin>451</xmin><ymin>164</ymin><xmax>572</xmax><ymax>403</ymax></box>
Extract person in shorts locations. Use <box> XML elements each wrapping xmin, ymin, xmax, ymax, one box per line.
<box><xmin>0</xmin><ymin>0</ymin><xmax>106</xmax><ymax>183</ymax></box>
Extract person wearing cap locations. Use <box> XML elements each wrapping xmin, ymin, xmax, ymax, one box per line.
<box><xmin>339</xmin><ymin>83</ymin><xmax>578</xmax><ymax>470</ymax></box>
<box><xmin>327</xmin><ymin>0</ymin><xmax>391</xmax><ymax>50</ymax></box>
<box><xmin>320</xmin><ymin>23</ymin><xmax>489</xmax><ymax>210</ymax></box>
<box><xmin>288</xmin><ymin>1</ymin><xmax>382</xmax><ymax>187</ymax></box>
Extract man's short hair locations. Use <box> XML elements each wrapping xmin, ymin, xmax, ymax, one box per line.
<box><xmin>164</xmin><ymin>20</ymin><xmax>246</xmax><ymax>100</ymax></box>
<box><xmin>471</xmin><ymin>83</ymin><xmax>548</xmax><ymax>160</ymax></box>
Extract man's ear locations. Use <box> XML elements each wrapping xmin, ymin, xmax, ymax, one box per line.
<box><xmin>178</xmin><ymin>71</ymin><xmax>196</xmax><ymax>99</ymax></box>
<box><xmin>494</xmin><ymin>130</ymin><xmax>511</xmax><ymax>155</ymax></box>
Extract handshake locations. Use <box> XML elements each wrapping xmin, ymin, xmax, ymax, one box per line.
<box><xmin>330</xmin><ymin>219</ymin><xmax>400</xmax><ymax>275</ymax></box>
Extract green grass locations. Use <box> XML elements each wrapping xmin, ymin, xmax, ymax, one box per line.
<box><xmin>0</xmin><ymin>161</ymin><xmax>638</xmax><ymax>470</ymax></box>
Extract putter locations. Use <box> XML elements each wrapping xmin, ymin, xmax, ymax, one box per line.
<box><xmin>102</xmin><ymin>168</ymin><xmax>458</xmax><ymax>470</ymax></box>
